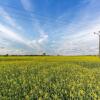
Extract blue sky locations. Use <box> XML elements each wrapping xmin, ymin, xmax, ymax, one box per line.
<box><xmin>0</xmin><ymin>0</ymin><xmax>100</xmax><ymax>55</ymax></box>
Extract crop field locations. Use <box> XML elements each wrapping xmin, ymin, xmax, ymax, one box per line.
<box><xmin>0</xmin><ymin>56</ymin><xmax>100</xmax><ymax>100</ymax></box>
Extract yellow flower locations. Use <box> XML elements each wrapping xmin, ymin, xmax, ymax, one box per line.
<box><xmin>79</xmin><ymin>89</ymin><xmax>84</xmax><ymax>96</ymax></box>
<box><xmin>38</xmin><ymin>97</ymin><xmax>42</xmax><ymax>100</ymax></box>
<box><xmin>25</xmin><ymin>95</ymin><xmax>30</xmax><ymax>100</ymax></box>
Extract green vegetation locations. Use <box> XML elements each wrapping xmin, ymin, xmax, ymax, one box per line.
<box><xmin>0</xmin><ymin>56</ymin><xmax>100</xmax><ymax>100</ymax></box>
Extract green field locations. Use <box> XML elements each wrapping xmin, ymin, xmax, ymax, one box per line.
<box><xmin>0</xmin><ymin>56</ymin><xmax>100</xmax><ymax>100</ymax></box>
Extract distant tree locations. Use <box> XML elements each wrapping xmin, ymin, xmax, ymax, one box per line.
<box><xmin>5</xmin><ymin>54</ymin><xmax>9</xmax><ymax>56</ymax></box>
<box><xmin>43</xmin><ymin>53</ymin><xmax>46</xmax><ymax>56</ymax></box>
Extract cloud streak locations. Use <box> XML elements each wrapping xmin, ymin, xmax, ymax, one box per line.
<box><xmin>0</xmin><ymin>5</ymin><xmax>49</xmax><ymax>54</ymax></box>
<box><xmin>21</xmin><ymin>0</ymin><xmax>32</xmax><ymax>11</ymax></box>
<box><xmin>48</xmin><ymin>0</ymin><xmax>100</xmax><ymax>55</ymax></box>
<box><xmin>0</xmin><ymin>0</ymin><xmax>100</xmax><ymax>55</ymax></box>
<box><xmin>0</xmin><ymin>7</ymin><xmax>23</xmax><ymax>30</ymax></box>
<box><xmin>20</xmin><ymin>0</ymin><xmax>49</xmax><ymax>52</ymax></box>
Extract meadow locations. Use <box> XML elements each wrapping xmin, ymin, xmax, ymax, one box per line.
<box><xmin>0</xmin><ymin>56</ymin><xmax>100</xmax><ymax>100</ymax></box>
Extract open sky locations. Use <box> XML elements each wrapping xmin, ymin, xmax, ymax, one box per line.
<box><xmin>0</xmin><ymin>0</ymin><xmax>100</xmax><ymax>55</ymax></box>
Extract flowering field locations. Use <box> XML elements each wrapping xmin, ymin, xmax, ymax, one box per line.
<box><xmin>0</xmin><ymin>56</ymin><xmax>100</xmax><ymax>100</ymax></box>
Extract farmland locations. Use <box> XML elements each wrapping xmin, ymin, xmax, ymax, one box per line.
<box><xmin>0</xmin><ymin>56</ymin><xmax>100</xmax><ymax>100</ymax></box>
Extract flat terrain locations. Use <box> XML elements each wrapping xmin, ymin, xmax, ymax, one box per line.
<box><xmin>0</xmin><ymin>56</ymin><xmax>100</xmax><ymax>100</ymax></box>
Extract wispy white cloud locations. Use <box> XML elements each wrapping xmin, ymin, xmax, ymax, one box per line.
<box><xmin>0</xmin><ymin>7</ymin><xmax>15</xmax><ymax>27</ymax></box>
<box><xmin>50</xmin><ymin>0</ymin><xmax>100</xmax><ymax>55</ymax></box>
<box><xmin>0</xmin><ymin>7</ymin><xmax>23</xmax><ymax>30</ymax></box>
<box><xmin>20</xmin><ymin>0</ymin><xmax>49</xmax><ymax>52</ymax></box>
<box><xmin>0</xmin><ymin>5</ymin><xmax>49</xmax><ymax>54</ymax></box>
<box><xmin>31</xmin><ymin>20</ymin><xmax>49</xmax><ymax>52</ymax></box>
<box><xmin>29</xmin><ymin>33</ymin><xmax>48</xmax><ymax>52</ymax></box>
<box><xmin>0</xmin><ymin>0</ymin><xmax>99</xmax><ymax>55</ymax></box>
<box><xmin>0</xmin><ymin>7</ymin><xmax>23</xmax><ymax>31</ymax></box>
<box><xmin>0</xmin><ymin>22</ymin><xmax>49</xmax><ymax>54</ymax></box>
<box><xmin>1</xmin><ymin>22</ymin><xmax>49</xmax><ymax>53</ymax></box>
<box><xmin>21</xmin><ymin>0</ymin><xmax>32</xmax><ymax>11</ymax></box>
<box><xmin>0</xmin><ymin>24</ymin><xmax>33</xmax><ymax>46</ymax></box>
<box><xmin>0</xmin><ymin>38</ymin><xmax>11</xmax><ymax>48</ymax></box>
<box><xmin>0</xmin><ymin>47</ymin><xmax>30</xmax><ymax>55</ymax></box>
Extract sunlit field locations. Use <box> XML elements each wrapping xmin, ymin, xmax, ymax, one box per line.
<box><xmin>0</xmin><ymin>56</ymin><xmax>100</xmax><ymax>99</ymax></box>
